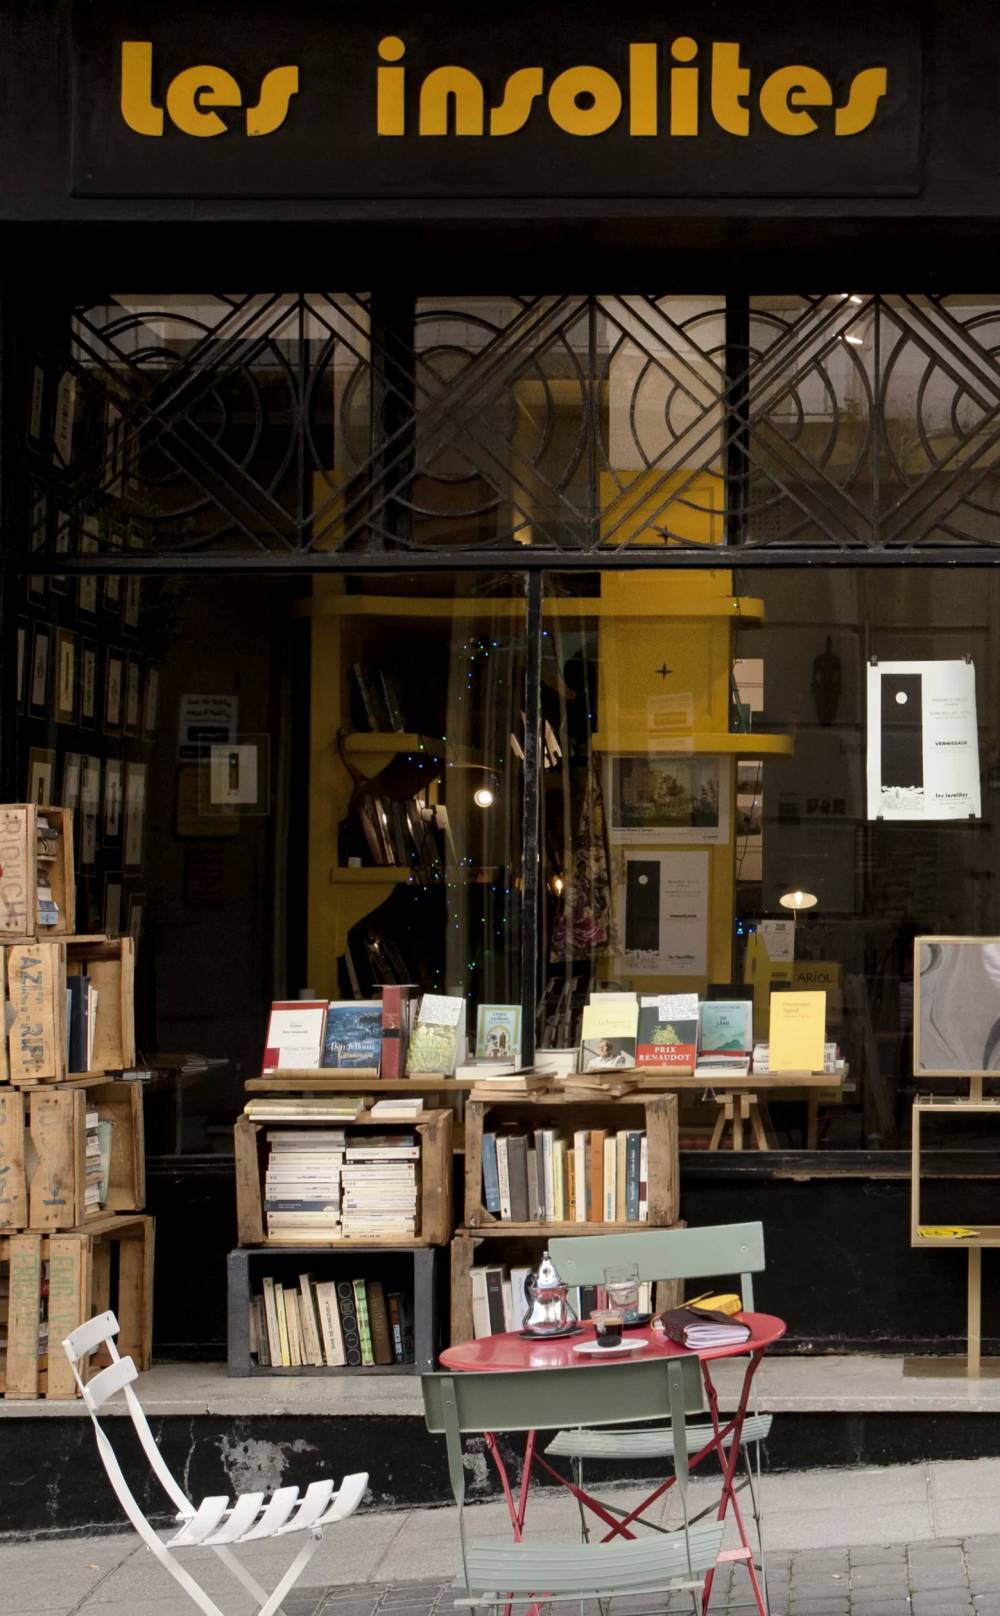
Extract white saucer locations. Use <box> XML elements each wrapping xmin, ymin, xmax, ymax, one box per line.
<box><xmin>572</xmin><ymin>1336</ymin><xmax>649</xmax><ymax>1356</ymax></box>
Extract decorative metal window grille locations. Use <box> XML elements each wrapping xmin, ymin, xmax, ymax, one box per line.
<box><xmin>12</xmin><ymin>291</ymin><xmax>1000</xmax><ymax>566</ymax></box>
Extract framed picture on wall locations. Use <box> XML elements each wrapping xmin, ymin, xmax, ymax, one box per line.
<box><xmin>143</xmin><ymin>664</ymin><xmax>160</xmax><ymax>736</ymax></box>
<box><xmin>103</xmin><ymin>525</ymin><xmax>123</xmax><ymax>612</ymax></box>
<box><xmin>16</xmin><ymin>618</ymin><xmax>28</xmax><ymax>714</ymax></box>
<box><xmin>29</xmin><ymin>626</ymin><xmax>50</xmax><ymax>715</ymax></box>
<box><xmin>105</xmin><ymin>649</ymin><xmax>123</xmax><ymax>734</ymax></box>
<box><xmin>78</xmin><ymin>517</ymin><xmax>99</xmax><ymax>616</ymax></box>
<box><xmin>124</xmin><ymin>762</ymin><xmax>147</xmax><ymax>867</ymax></box>
<box><xmin>127</xmin><ymin>893</ymin><xmax>145</xmax><ymax>941</ymax></box>
<box><xmin>80</xmin><ymin>639</ymin><xmax>98</xmax><ymax>728</ymax></box>
<box><xmin>61</xmin><ymin>752</ymin><xmax>82</xmax><ymax>813</ymax></box>
<box><xmin>27</xmin><ymin>747</ymin><xmax>56</xmax><ymax>807</ymax></box>
<box><xmin>55</xmin><ymin>628</ymin><xmax>77</xmax><ymax>724</ymax></box>
<box><xmin>28</xmin><ymin>488</ymin><xmax>47</xmax><ymax>601</ymax></box>
<box><xmin>104</xmin><ymin>757</ymin><xmax>123</xmax><ymax>842</ymax></box>
<box><xmin>103</xmin><ymin>873</ymin><xmax>123</xmax><ymax>937</ymax></box>
<box><xmin>914</xmin><ymin>936</ymin><xmax>1000</xmax><ymax>1077</ymax></box>
<box><xmin>51</xmin><ymin>509</ymin><xmax>72</xmax><ymax>594</ymax></box>
<box><xmin>80</xmin><ymin>755</ymin><xmax>101</xmax><ymax>867</ymax></box>
<box><xmin>606</xmin><ymin>754</ymin><xmax>731</xmax><ymax>846</ymax></box>
<box><xmin>124</xmin><ymin>655</ymin><xmax>141</xmax><ymax>736</ymax></box>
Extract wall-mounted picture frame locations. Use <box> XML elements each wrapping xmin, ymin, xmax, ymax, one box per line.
<box><xmin>55</xmin><ymin>627</ymin><xmax>77</xmax><ymax>724</ymax></box>
<box><xmin>124</xmin><ymin>654</ymin><xmax>141</xmax><ymax>736</ymax></box>
<box><xmin>914</xmin><ymin>936</ymin><xmax>1000</xmax><ymax>1077</ymax></box>
<box><xmin>61</xmin><ymin>752</ymin><xmax>82</xmax><ymax>813</ymax></box>
<box><xmin>29</xmin><ymin>626</ymin><xmax>50</xmax><ymax>715</ymax></box>
<box><xmin>27</xmin><ymin>747</ymin><xmax>56</xmax><ymax>807</ymax></box>
<box><xmin>127</xmin><ymin>892</ymin><xmax>145</xmax><ymax>941</ymax></box>
<box><xmin>80</xmin><ymin>755</ymin><xmax>101</xmax><ymax>867</ymax></box>
<box><xmin>105</xmin><ymin>648</ymin><xmax>123</xmax><ymax>734</ymax></box>
<box><xmin>103</xmin><ymin>873</ymin><xmax>123</xmax><ymax>937</ymax></box>
<box><xmin>607</xmin><ymin>753</ymin><xmax>732</xmax><ymax>846</ymax></box>
<box><xmin>80</xmin><ymin>638</ymin><xmax>98</xmax><ymax>728</ymax></box>
<box><xmin>16</xmin><ymin>618</ymin><xmax>28</xmax><ymax>714</ymax></box>
<box><xmin>51</xmin><ymin>509</ymin><xmax>72</xmax><ymax>594</ymax></box>
<box><xmin>143</xmin><ymin>664</ymin><xmax>160</xmax><ymax>737</ymax></box>
<box><xmin>124</xmin><ymin>761</ymin><xmax>147</xmax><ymax>867</ymax></box>
<box><xmin>78</xmin><ymin>517</ymin><xmax>99</xmax><ymax>616</ymax></box>
<box><xmin>104</xmin><ymin>757</ymin><xmax>123</xmax><ymax>842</ymax></box>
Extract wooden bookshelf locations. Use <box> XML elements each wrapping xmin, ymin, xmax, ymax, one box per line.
<box><xmin>0</xmin><ymin>1079</ymin><xmax>145</xmax><ymax>1232</ymax></box>
<box><xmin>4</xmin><ymin>935</ymin><xmax>135</xmax><ymax>1085</ymax></box>
<box><xmin>463</xmin><ymin>1091</ymin><xmax>679</xmax><ymax>1230</ymax></box>
<box><xmin>0</xmin><ymin>803</ymin><xmax>76</xmax><ymax>939</ymax></box>
<box><xmin>234</xmin><ymin>1107</ymin><xmax>453</xmax><ymax>1248</ymax></box>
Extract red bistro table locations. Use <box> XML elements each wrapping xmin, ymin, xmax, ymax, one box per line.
<box><xmin>440</xmin><ymin>1311</ymin><xmax>786</xmax><ymax>1616</ymax></box>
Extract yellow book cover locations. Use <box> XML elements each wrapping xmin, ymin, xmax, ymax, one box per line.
<box><xmin>615</xmin><ymin>1130</ymin><xmax>628</xmax><ymax>1222</ymax></box>
<box><xmin>274</xmin><ymin>1283</ymin><xmax>291</xmax><ymax>1367</ymax></box>
<box><xmin>553</xmin><ymin>1139</ymin><xmax>566</xmax><ymax>1220</ymax></box>
<box><xmin>768</xmin><ymin>990</ymin><xmax>826</xmax><ymax>1073</ymax></box>
<box><xmin>603</xmin><ymin>1136</ymin><xmax>616</xmax><ymax>1221</ymax></box>
<box><xmin>580</xmin><ymin>996</ymin><xmax>639</xmax><ymax>1042</ymax></box>
<box><xmin>566</xmin><ymin>1148</ymin><xmax>576</xmax><ymax>1222</ymax></box>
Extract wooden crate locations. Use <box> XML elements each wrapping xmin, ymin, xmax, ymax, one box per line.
<box><xmin>6</xmin><ymin>936</ymin><xmax>136</xmax><ymax>1085</ymax></box>
<box><xmin>227</xmin><ymin>1245</ymin><xmax>443</xmax><ymax>1375</ymax></box>
<box><xmin>450</xmin><ymin>1226</ymin><xmax>685</xmax><ymax>1346</ymax></box>
<box><xmin>1</xmin><ymin>1213</ymin><xmax>153</xmax><ymax>1399</ymax></box>
<box><xmin>463</xmin><ymin>1091</ymin><xmax>679</xmax><ymax>1233</ymax></box>
<box><xmin>0</xmin><ymin>804</ymin><xmax>75</xmax><ymax>939</ymax></box>
<box><xmin>235</xmin><ymin>1109</ymin><xmax>453</xmax><ymax>1248</ymax></box>
<box><xmin>0</xmin><ymin>1080</ymin><xmax>145</xmax><ymax>1231</ymax></box>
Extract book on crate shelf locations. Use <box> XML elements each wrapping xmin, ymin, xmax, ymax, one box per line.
<box><xmin>322</xmin><ymin>1001</ymin><xmax>382</xmax><ymax>1070</ymax></box>
<box><xmin>264</xmin><ymin>1129</ymin><xmax>346</xmax><ymax>1244</ymax></box>
<box><xmin>405</xmin><ymin>993</ymin><xmax>466</xmax><ymax>1076</ymax></box>
<box><xmin>262</xmin><ymin>998</ymin><xmax>386</xmax><ymax>1075</ymax></box>
<box><xmin>475</xmin><ymin>1004</ymin><xmax>523</xmax><ymax>1065</ymax></box>
<box><xmin>482</xmin><ymin>1125</ymin><xmax>649</xmax><ymax>1224</ymax></box>
<box><xmin>84</xmin><ymin>1108</ymin><xmax>113</xmax><ymax>1213</ymax></box>
<box><xmin>251</xmin><ymin>1271</ymin><xmax>415</xmax><ymax>1368</ymax></box>
<box><xmin>35</xmin><ymin>813</ymin><xmax>61</xmax><ymax>929</ymax></box>
<box><xmin>341</xmin><ymin>1132</ymin><xmax>420</xmax><ymax>1240</ymax></box>
<box><xmin>66</xmin><ymin>975</ymin><xmax>99</xmax><ymax>1073</ymax></box>
<box><xmin>245</xmin><ymin>1096</ymin><xmax>365</xmax><ymax>1123</ymax></box>
<box><xmin>578</xmin><ymin>992</ymin><xmax>639</xmax><ymax>1071</ymax></box>
<box><xmin>636</xmin><ymin>993</ymin><xmax>699</xmax><ymax>1068</ymax></box>
<box><xmin>469</xmin><ymin>1265</ymin><xmax>654</xmax><ymax>1339</ymax></box>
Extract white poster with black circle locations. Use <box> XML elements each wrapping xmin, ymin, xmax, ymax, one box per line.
<box><xmin>866</xmin><ymin>659</ymin><xmax>981</xmax><ymax>821</ymax></box>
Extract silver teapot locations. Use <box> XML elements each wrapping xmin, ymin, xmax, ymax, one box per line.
<box><xmin>521</xmin><ymin>1249</ymin><xmax>578</xmax><ymax>1336</ymax></box>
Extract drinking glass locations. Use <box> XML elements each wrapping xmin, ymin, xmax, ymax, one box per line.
<box><xmin>604</xmin><ymin>1262</ymin><xmax>640</xmax><ymax>1314</ymax></box>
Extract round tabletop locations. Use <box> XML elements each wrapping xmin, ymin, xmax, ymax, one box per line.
<box><xmin>439</xmin><ymin>1312</ymin><xmax>786</xmax><ymax>1373</ymax></box>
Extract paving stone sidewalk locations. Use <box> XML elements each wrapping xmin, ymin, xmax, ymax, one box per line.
<box><xmin>280</xmin><ymin>1534</ymin><xmax>1000</xmax><ymax>1616</ymax></box>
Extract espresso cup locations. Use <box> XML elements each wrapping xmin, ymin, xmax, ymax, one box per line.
<box><xmin>591</xmin><ymin>1308</ymin><xmax>624</xmax><ymax>1347</ymax></box>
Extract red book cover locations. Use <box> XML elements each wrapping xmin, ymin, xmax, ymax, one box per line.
<box><xmin>380</xmin><ymin>983</ymin><xmax>417</xmax><ymax>1078</ymax></box>
<box><xmin>636</xmin><ymin>997</ymin><xmax>698</xmax><ymax>1068</ymax></box>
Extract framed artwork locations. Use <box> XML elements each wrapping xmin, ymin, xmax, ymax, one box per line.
<box><xmin>29</xmin><ymin>626</ymin><xmax>50</xmax><ymax>715</ymax></box>
<box><xmin>61</xmin><ymin>752</ymin><xmax>82</xmax><ymax>813</ymax></box>
<box><xmin>55</xmin><ymin>628</ymin><xmax>77</xmax><ymax>724</ymax></box>
<box><xmin>78</xmin><ymin>517</ymin><xmax>99</xmax><ymax>616</ymax></box>
<box><xmin>80</xmin><ymin>756</ymin><xmax>101</xmax><ymax>867</ymax></box>
<box><xmin>607</xmin><ymin>754</ymin><xmax>731</xmax><ymax>846</ymax></box>
<box><xmin>16</xmin><ymin>618</ymin><xmax>28</xmax><ymax>714</ymax></box>
<box><xmin>27</xmin><ymin>363</ymin><xmax>45</xmax><ymax>447</ymax></box>
<box><xmin>104</xmin><ymin>526</ymin><xmax>123</xmax><ymax>611</ymax></box>
<box><xmin>27</xmin><ymin>747</ymin><xmax>56</xmax><ymax>806</ymax></box>
<box><xmin>80</xmin><ymin>639</ymin><xmax>98</xmax><ymax>728</ymax></box>
<box><xmin>204</xmin><ymin>735</ymin><xmax>269</xmax><ymax>816</ymax></box>
<box><xmin>105</xmin><ymin>649</ymin><xmax>123</xmax><ymax>734</ymax></box>
<box><xmin>124</xmin><ymin>762</ymin><xmax>147</xmax><ymax>867</ymax></box>
<box><xmin>52</xmin><ymin>370</ymin><xmax>77</xmax><ymax>468</ymax></box>
<box><xmin>103</xmin><ymin>874</ymin><xmax>123</xmax><ymax>937</ymax></box>
<box><xmin>914</xmin><ymin>937</ymin><xmax>1000</xmax><ymax>1077</ymax></box>
<box><xmin>142</xmin><ymin>664</ymin><xmax>160</xmax><ymax>736</ymax></box>
<box><xmin>51</xmin><ymin>510</ymin><xmax>72</xmax><ymax>594</ymax></box>
<box><xmin>28</xmin><ymin>488</ymin><xmax>47</xmax><ymax>601</ymax></box>
<box><xmin>127</xmin><ymin>893</ymin><xmax>145</xmax><ymax>941</ymax></box>
<box><xmin>104</xmin><ymin>758</ymin><xmax>123</xmax><ymax>841</ymax></box>
<box><xmin>123</xmin><ymin>531</ymin><xmax>143</xmax><ymax>631</ymax></box>
<box><xmin>124</xmin><ymin>655</ymin><xmax>141</xmax><ymax>736</ymax></box>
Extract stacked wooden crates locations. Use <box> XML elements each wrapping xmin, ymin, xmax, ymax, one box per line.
<box><xmin>0</xmin><ymin>804</ymin><xmax>152</xmax><ymax>1398</ymax></box>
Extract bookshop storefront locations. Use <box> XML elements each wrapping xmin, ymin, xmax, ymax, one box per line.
<box><xmin>7</xmin><ymin>0</ymin><xmax>1000</xmax><ymax>1374</ymax></box>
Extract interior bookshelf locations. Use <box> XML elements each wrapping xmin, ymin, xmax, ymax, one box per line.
<box><xmin>0</xmin><ymin>1079</ymin><xmax>145</xmax><ymax>1232</ymax></box>
<box><xmin>234</xmin><ymin>1107</ymin><xmax>453</xmax><ymax>1249</ymax></box>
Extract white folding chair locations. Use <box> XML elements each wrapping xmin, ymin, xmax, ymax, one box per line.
<box><xmin>63</xmin><ymin>1310</ymin><xmax>368</xmax><ymax>1616</ymax></box>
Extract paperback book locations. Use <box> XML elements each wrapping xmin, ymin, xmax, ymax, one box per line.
<box><xmin>321</xmin><ymin>1000</ymin><xmax>382</xmax><ymax>1071</ymax></box>
<box><xmin>636</xmin><ymin>993</ymin><xmax>699</xmax><ymax>1068</ymax></box>
<box><xmin>262</xmin><ymin>1000</ymin><xmax>328</xmax><ymax>1072</ymax></box>
<box><xmin>475</xmin><ymin>1004</ymin><xmax>522</xmax><ymax>1063</ymax></box>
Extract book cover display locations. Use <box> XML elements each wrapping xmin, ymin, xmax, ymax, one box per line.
<box><xmin>262</xmin><ymin>1000</ymin><xmax>329</xmax><ymax>1072</ymax></box>
<box><xmin>321</xmin><ymin>1000</ymin><xmax>382</xmax><ymax>1070</ymax></box>
<box><xmin>406</xmin><ymin>993</ymin><xmax>466</xmax><ymax>1075</ymax></box>
<box><xmin>699</xmin><ymin>999</ymin><xmax>753</xmax><ymax>1056</ymax></box>
<box><xmin>636</xmin><ymin>993</ymin><xmax>699</xmax><ymax>1067</ymax></box>
<box><xmin>579</xmin><ymin>993</ymin><xmax>638</xmax><ymax>1070</ymax></box>
<box><xmin>475</xmin><ymin>1004</ymin><xmax>522</xmax><ymax>1063</ymax></box>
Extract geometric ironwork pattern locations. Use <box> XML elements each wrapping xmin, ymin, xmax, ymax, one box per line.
<box><xmin>13</xmin><ymin>291</ymin><xmax>1000</xmax><ymax>562</ymax></box>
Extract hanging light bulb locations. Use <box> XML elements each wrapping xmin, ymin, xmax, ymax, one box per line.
<box><xmin>473</xmin><ymin>784</ymin><xmax>495</xmax><ymax>809</ymax></box>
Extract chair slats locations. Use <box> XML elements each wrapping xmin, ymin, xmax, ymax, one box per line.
<box><xmin>277</xmin><ymin>1480</ymin><xmax>335</xmax><ymax>1535</ymax></box>
<box><xmin>64</xmin><ymin>1310</ymin><xmax>119</xmax><ymax>1364</ymax></box>
<box><xmin>84</xmin><ymin>1356</ymin><xmax>138</xmax><ymax>1409</ymax></box>
<box><xmin>320</xmin><ymin>1472</ymin><xmax>368</xmax><ymax>1525</ymax></box>
<box><xmin>457</xmin><ymin>1523</ymin><xmax>725</xmax><ymax>1593</ymax></box>
<box><xmin>546</xmin><ymin>1413</ymin><xmax>773</xmax><ymax>1461</ymax></box>
<box><xmin>169</xmin><ymin>1496</ymin><xmax>232</xmax><ymax>1546</ymax></box>
<box><xmin>239</xmin><ymin>1486</ymin><xmax>301</xmax><ymax>1542</ymax></box>
<box><xmin>203</xmin><ymin>1492</ymin><xmax>266</xmax><ymax>1545</ymax></box>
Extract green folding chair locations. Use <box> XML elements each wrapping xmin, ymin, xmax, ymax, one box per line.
<box><xmin>546</xmin><ymin>1223</ymin><xmax>770</xmax><ymax>1561</ymax></box>
<box><xmin>422</xmin><ymin>1356</ymin><xmax>722</xmax><ymax>1611</ymax></box>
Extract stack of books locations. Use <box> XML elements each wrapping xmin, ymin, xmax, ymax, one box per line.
<box><xmin>244</xmin><ymin>1096</ymin><xmax>365</xmax><ymax>1123</ymax></box>
<box><xmin>67</xmin><ymin>974</ymin><xmax>99</xmax><ymax>1073</ymax></box>
<box><xmin>482</xmin><ymin>1127</ymin><xmax>648</xmax><ymax>1224</ymax></box>
<box><xmin>250</xmin><ymin>1271</ymin><xmax>415</xmax><ymax>1368</ymax></box>
<box><xmin>35</xmin><ymin>815</ymin><xmax>61</xmax><ymax>929</ymax></box>
<box><xmin>84</xmin><ymin>1108</ymin><xmax>111</xmax><ymax>1213</ymax></box>
<box><xmin>264</xmin><ymin>1129</ymin><xmax>346</xmax><ymax>1243</ymax></box>
<box><xmin>696</xmin><ymin>999</ymin><xmax>754</xmax><ymax>1078</ymax></box>
<box><xmin>340</xmin><ymin>1132</ymin><xmax>420</xmax><ymax>1240</ymax></box>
